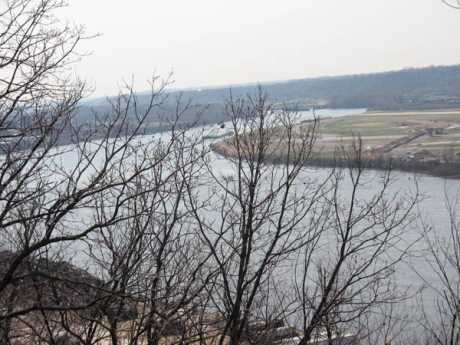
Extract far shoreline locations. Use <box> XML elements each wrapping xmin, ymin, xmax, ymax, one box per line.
<box><xmin>211</xmin><ymin>143</ymin><xmax>460</xmax><ymax>180</ymax></box>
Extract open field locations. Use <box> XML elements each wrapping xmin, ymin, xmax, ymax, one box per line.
<box><xmin>316</xmin><ymin>109</ymin><xmax>460</xmax><ymax>155</ymax></box>
<box><xmin>213</xmin><ymin>109</ymin><xmax>460</xmax><ymax>178</ymax></box>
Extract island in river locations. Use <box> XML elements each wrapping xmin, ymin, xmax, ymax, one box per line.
<box><xmin>211</xmin><ymin>109</ymin><xmax>460</xmax><ymax>179</ymax></box>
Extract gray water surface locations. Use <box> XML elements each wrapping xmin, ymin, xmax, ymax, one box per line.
<box><xmin>49</xmin><ymin>108</ymin><xmax>460</xmax><ymax>327</ymax></box>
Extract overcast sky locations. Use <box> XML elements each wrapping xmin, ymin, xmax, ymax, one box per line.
<box><xmin>63</xmin><ymin>0</ymin><xmax>460</xmax><ymax>97</ymax></box>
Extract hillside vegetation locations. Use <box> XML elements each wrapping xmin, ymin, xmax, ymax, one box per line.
<box><xmin>168</xmin><ymin>65</ymin><xmax>460</xmax><ymax>110</ymax></box>
<box><xmin>78</xmin><ymin>65</ymin><xmax>460</xmax><ymax>129</ymax></box>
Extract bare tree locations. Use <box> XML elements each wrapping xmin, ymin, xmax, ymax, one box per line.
<box><xmin>442</xmin><ymin>0</ymin><xmax>460</xmax><ymax>9</ymax></box>
<box><xmin>185</xmin><ymin>88</ymin><xmax>330</xmax><ymax>345</ymax></box>
<box><xmin>78</xmin><ymin>113</ymin><xmax>217</xmax><ymax>345</ymax></box>
<box><xmin>0</xmin><ymin>1</ymin><xmax>194</xmax><ymax>343</ymax></box>
<box><xmin>292</xmin><ymin>142</ymin><xmax>418</xmax><ymax>345</ymax></box>
<box><xmin>416</xmin><ymin>185</ymin><xmax>460</xmax><ymax>345</ymax></box>
<box><xmin>180</xmin><ymin>89</ymin><xmax>420</xmax><ymax>345</ymax></box>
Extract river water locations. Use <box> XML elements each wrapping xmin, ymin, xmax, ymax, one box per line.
<box><xmin>54</xmin><ymin>108</ymin><xmax>458</xmax><ymax>329</ymax></box>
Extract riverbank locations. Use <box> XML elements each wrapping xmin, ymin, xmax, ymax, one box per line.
<box><xmin>211</xmin><ymin>110</ymin><xmax>460</xmax><ymax>179</ymax></box>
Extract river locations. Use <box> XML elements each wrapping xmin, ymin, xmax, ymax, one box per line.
<box><xmin>53</xmin><ymin>108</ymin><xmax>459</xmax><ymax>330</ymax></box>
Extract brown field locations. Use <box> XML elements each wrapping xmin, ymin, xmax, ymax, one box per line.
<box><xmin>303</xmin><ymin>110</ymin><xmax>460</xmax><ymax>161</ymax></box>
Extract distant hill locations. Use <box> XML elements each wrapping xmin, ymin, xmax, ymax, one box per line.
<box><xmin>78</xmin><ymin>65</ymin><xmax>460</xmax><ymax>126</ymax></box>
<box><xmin>164</xmin><ymin>65</ymin><xmax>460</xmax><ymax>110</ymax></box>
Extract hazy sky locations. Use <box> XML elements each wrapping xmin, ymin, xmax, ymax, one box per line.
<box><xmin>63</xmin><ymin>0</ymin><xmax>460</xmax><ymax>97</ymax></box>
